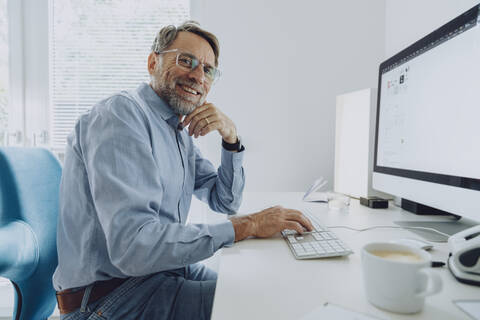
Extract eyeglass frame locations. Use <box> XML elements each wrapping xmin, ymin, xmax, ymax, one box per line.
<box><xmin>155</xmin><ymin>49</ymin><xmax>221</xmax><ymax>84</ymax></box>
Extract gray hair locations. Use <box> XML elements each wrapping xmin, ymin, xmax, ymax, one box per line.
<box><xmin>151</xmin><ymin>21</ymin><xmax>220</xmax><ymax>67</ymax></box>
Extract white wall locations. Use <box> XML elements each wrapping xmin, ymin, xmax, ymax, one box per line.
<box><xmin>191</xmin><ymin>0</ymin><xmax>386</xmax><ymax>192</ymax></box>
<box><xmin>385</xmin><ymin>0</ymin><xmax>479</xmax><ymax>57</ymax></box>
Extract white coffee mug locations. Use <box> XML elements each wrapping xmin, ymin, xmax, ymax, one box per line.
<box><xmin>361</xmin><ymin>242</ymin><xmax>442</xmax><ymax>314</ymax></box>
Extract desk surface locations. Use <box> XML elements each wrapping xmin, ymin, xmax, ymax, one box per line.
<box><xmin>211</xmin><ymin>192</ymin><xmax>479</xmax><ymax>320</ymax></box>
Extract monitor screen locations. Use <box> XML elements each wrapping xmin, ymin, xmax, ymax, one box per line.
<box><xmin>373</xmin><ymin>4</ymin><xmax>480</xmax><ymax>223</ymax></box>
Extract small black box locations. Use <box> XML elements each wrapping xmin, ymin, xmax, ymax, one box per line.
<box><xmin>360</xmin><ymin>197</ymin><xmax>389</xmax><ymax>209</ymax></box>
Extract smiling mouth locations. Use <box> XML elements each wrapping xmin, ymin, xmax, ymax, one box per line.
<box><xmin>178</xmin><ymin>84</ymin><xmax>201</xmax><ymax>96</ymax></box>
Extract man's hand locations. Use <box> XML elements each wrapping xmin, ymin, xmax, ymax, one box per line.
<box><xmin>181</xmin><ymin>102</ymin><xmax>237</xmax><ymax>143</ymax></box>
<box><xmin>229</xmin><ymin>206</ymin><xmax>314</xmax><ymax>242</ymax></box>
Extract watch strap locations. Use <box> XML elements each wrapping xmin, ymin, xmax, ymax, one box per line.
<box><xmin>222</xmin><ymin>136</ymin><xmax>244</xmax><ymax>152</ymax></box>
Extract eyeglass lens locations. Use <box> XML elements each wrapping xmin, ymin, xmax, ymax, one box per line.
<box><xmin>177</xmin><ymin>53</ymin><xmax>218</xmax><ymax>82</ymax></box>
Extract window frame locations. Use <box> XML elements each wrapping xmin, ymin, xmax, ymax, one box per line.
<box><xmin>6</xmin><ymin>0</ymin><xmax>49</xmax><ymax>147</ymax></box>
<box><xmin>5</xmin><ymin>0</ymin><xmax>25</xmax><ymax>146</ymax></box>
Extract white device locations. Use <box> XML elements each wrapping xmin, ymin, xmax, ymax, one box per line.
<box><xmin>334</xmin><ymin>88</ymin><xmax>389</xmax><ymax>199</ymax></box>
<box><xmin>447</xmin><ymin>225</ymin><xmax>480</xmax><ymax>286</ymax></box>
<box><xmin>372</xmin><ymin>5</ymin><xmax>480</xmax><ymax>232</ymax></box>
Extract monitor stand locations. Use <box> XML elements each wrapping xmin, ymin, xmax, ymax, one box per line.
<box><xmin>400</xmin><ymin>198</ymin><xmax>460</xmax><ymax>218</ymax></box>
<box><xmin>394</xmin><ymin>199</ymin><xmax>478</xmax><ymax>242</ymax></box>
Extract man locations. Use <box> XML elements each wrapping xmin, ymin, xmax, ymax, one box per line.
<box><xmin>54</xmin><ymin>21</ymin><xmax>313</xmax><ymax>320</ymax></box>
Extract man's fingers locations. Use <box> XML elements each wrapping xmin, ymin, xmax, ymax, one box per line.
<box><xmin>284</xmin><ymin>211</ymin><xmax>314</xmax><ymax>231</ymax></box>
<box><xmin>183</xmin><ymin>104</ymin><xmax>210</xmax><ymax>125</ymax></box>
<box><xmin>189</xmin><ymin>111</ymin><xmax>217</xmax><ymax>136</ymax></box>
<box><xmin>193</xmin><ymin>119</ymin><xmax>216</xmax><ymax>138</ymax></box>
<box><xmin>195</xmin><ymin>120</ymin><xmax>222</xmax><ymax>138</ymax></box>
<box><xmin>183</xmin><ymin>103</ymin><xmax>216</xmax><ymax>128</ymax></box>
<box><xmin>284</xmin><ymin>221</ymin><xmax>304</xmax><ymax>235</ymax></box>
<box><xmin>283</xmin><ymin>209</ymin><xmax>303</xmax><ymax>217</ymax></box>
<box><xmin>299</xmin><ymin>214</ymin><xmax>314</xmax><ymax>231</ymax></box>
<box><xmin>190</xmin><ymin>118</ymin><xmax>208</xmax><ymax>137</ymax></box>
<box><xmin>181</xmin><ymin>103</ymin><xmax>236</xmax><ymax>143</ymax></box>
<box><xmin>250</xmin><ymin>206</ymin><xmax>316</xmax><ymax>238</ymax></box>
<box><xmin>194</xmin><ymin>108</ymin><xmax>216</xmax><ymax>121</ymax></box>
<box><xmin>199</xmin><ymin>121</ymin><xmax>220</xmax><ymax>136</ymax></box>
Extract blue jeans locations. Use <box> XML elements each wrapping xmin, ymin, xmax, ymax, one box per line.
<box><xmin>60</xmin><ymin>263</ymin><xmax>217</xmax><ymax>320</ymax></box>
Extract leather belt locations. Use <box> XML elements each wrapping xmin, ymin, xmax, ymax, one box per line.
<box><xmin>56</xmin><ymin>278</ymin><xmax>128</xmax><ymax>314</ymax></box>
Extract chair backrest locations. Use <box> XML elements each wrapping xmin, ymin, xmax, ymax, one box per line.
<box><xmin>0</xmin><ymin>147</ymin><xmax>62</xmax><ymax>320</ymax></box>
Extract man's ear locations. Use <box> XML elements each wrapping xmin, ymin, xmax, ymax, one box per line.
<box><xmin>147</xmin><ymin>52</ymin><xmax>157</xmax><ymax>75</ymax></box>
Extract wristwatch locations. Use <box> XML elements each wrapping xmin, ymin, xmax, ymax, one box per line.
<box><xmin>222</xmin><ymin>136</ymin><xmax>244</xmax><ymax>152</ymax></box>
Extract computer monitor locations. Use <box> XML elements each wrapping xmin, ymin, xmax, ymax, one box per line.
<box><xmin>372</xmin><ymin>4</ymin><xmax>480</xmax><ymax>236</ymax></box>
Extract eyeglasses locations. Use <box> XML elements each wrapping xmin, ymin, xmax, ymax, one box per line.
<box><xmin>156</xmin><ymin>49</ymin><xmax>221</xmax><ymax>84</ymax></box>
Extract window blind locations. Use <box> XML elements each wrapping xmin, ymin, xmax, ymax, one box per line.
<box><xmin>49</xmin><ymin>0</ymin><xmax>189</xmax><ymax>152</ymax></box>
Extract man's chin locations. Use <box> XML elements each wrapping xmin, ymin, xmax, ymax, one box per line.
<box><xmin>176</xmin><ymin>97</ymin><xmax>204</xmax><ymax>115</ymax></box>
<box><xmin>172</xmin><ymin>100</ymin><xmax>198</xmax><ymax>115</ymax></box>
<box><xmin>179</xmin><ymin>106</ymin><xmax>196</xmax><ymax>116</ymax></box>
<box><xmin>158</xmin><ymin>87</ymin><xmax>202</xmax><ymax>115</ymax></box>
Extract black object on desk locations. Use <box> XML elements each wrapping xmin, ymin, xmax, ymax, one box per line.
<box><xmin>360</xmin><ymin>197</ymin><xmax>389</xmax><ymax>209</ymax></box>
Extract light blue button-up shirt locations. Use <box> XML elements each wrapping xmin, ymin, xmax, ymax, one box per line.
<box><xmin>53</xmin><ymin>83</ymin><xmax>244</xmax><ymax>291</ymax></box>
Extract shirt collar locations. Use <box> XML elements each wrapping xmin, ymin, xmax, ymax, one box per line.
<box><xmin>137</xmin><ymin>83</ymin><xmax>181</xmax><ymax>129</ymax></box>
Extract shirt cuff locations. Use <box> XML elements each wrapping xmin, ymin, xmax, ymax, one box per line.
<box><xmin>221</xmin><ymin>147</ymin><xmax>244</xmax><ymax>172</ymax></box>
<box><xmin>210</xmin><ymin>220</ymin><xmax>235</xmax><ymax>250</ymax></box>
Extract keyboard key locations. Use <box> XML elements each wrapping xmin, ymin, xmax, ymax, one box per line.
<box><xmin>302</xmin><ymin>243</ymin><xmax>313</xmax><ymax>250</ymax></box>
<box><xmin>326</xmin><ymin>247</ymin><xmax>335</xmax><ymax>253</ymax></box>
<box><xmin>315</xmin><ymin>247</ymin><xmax>326</xmax><ymax>254</ymax></box>
<box><xmin>312</xmin><ymin>233</ymin><xmax>323</xmax><ymax>240</ymax></box>
<box><xmin>327</xmin><ymin>232</ymin><xmax>337</xmax><ymax>239</ymax></box>
<box><xmin>282</xmin><ymin>229</ymin><xmax>296</xmax><ymax>236</ymax></box>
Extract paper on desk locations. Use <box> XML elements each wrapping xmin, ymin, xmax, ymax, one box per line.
<box><xmin>300</xmin><ymin>303</ymin><xmax>385</xmax><ymax>320</ymax></box>
<box><xmin>454</xmin><ymin>300</ymin><xmax>480</xmax><ymax>319</ymax></box>
<box><xmin>303</xmin><ymin>178</ymin><xmax>329</xmax><ymax>202</ymax></box>
<box><xmin>303</xmin><ymin>191</ymin><xmax>330</xmax><ymax>202</ymax></box>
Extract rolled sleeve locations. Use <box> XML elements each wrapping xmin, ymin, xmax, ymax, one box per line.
<box><xmin>193</xmin><ymin>146</ymin><xmax>246</xmax><ymax>214</ymax></box>
<box><xmin>221</xmin><ymin>147</ymin><xmax>245</xmax><ymax>172</ymax></box>
<box><xmin>209</xmin><ymin>220</ymin><xmax>235</xmax><ymax>250</ymax></box>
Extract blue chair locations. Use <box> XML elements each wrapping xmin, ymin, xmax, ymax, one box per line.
<box><xmin>0</xmin><ymin>147</ymin><xmax>62</xmax><ymax>320</ymax></box>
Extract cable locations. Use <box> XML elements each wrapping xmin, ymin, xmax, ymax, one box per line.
<box><xmin>326</xmin><ymin>225</ymin><xmax>450</xmax><ymax>242</ymax></box>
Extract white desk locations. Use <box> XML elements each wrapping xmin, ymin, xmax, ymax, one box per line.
<box><xmin>211</xmin><ymin>192</ymin><xmax>479</xmax><ymax>320</ymax></box>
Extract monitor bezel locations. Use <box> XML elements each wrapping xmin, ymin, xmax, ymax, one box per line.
<box><xmin>373</xmin><ymin>3</ymin><xmax>480</xmax><ymax>193</ymax></box>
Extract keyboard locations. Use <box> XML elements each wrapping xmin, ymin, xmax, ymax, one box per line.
<box><xmin>281</xmin><ymin>209</ymin><xmax>353</xmax><ymax>259</ymax></box>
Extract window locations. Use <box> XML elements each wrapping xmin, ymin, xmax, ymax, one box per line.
<box><xmin>49</xmin><ymin>0</ymin><xmax>189</xmax><ymax>152</ymax></box>
<box><xmin>0</xmin><ymin>0</ymin><xmax>8</xmax><ymax>146</ymax></box>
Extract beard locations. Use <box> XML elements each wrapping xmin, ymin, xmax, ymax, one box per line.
<box><xmin>151</xmin><ymin>69</ymin><xmax>206</xmax><ymax>116</ymax></box>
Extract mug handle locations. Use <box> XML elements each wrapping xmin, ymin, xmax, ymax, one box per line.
<box><xmin>415</xmin><ymin>269</ymin><xmax>443</xmax><ymax>298</ymax></box>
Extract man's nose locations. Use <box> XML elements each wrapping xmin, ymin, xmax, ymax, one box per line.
<box><xmin>188</xmin><ymin>65</ymin><xmax>205</xmax><ymax>85</ymax></box>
